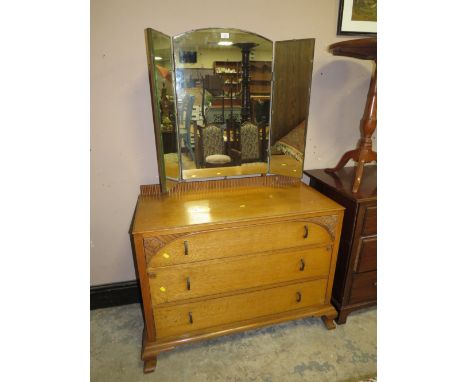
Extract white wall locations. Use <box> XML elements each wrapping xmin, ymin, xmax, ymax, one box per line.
<box><xmin>91</xmin><ymin>0</ymin><xmax>376</xmax><ymax>285</ymax></box>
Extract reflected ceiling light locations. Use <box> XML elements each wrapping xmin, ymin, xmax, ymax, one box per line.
<box><xmin>154</xmin><ymin>56</ymin><xmax>163</xmax><ymax>60</ymax></box>
<box><xmin>221</xmin><ymin>32</ymin><xmax>230</xmax><ymax>39</ymax></box>
<box><xmin>218</xmin><ymin>41</ymin><xmax>233</xmax><ymax>46</ymax></box>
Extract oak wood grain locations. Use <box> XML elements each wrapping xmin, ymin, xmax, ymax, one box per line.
<box><xmin>149</xmin><ymin>245</ymin><xmax>332</xmax><ymax>305</ymax></box>
<box><xmin>143</xmin><ymin>304</ymin><xmax>338</xmax><ymax>356</ymax></box>
<box><xmin>154</xmin><ymin>279</ymin><xmax>327</xmax><ymax>339</ymax></box>
<box><xmin>132</xmin><ymin>182</ymin><xmax>344</xmax><ymax>372</ymax></box>
<box><xmin>145</xmin><ymin>219</ymin><xmax>333</xmax><ymax>268</ymax></box>
<box><xmin>133</xmin><ymin>183</ymin><xmax>342</xmax><ymax>234</ymax></box>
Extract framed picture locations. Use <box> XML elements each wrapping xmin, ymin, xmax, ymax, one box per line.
<box><xmin>337</xmin><ymin>0</ymin><xmax>377</xmax><ymax>36</ymax></box>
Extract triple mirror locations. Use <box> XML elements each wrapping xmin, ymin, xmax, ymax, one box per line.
<box><xmin>146</xmin><ymin>28</ymin><xmax>315</xmax><ymax>192</ymax></box>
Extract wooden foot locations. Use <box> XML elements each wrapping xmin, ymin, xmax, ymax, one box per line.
<box><xmin>143</xmin><ymin>357</ymin><xmax>157</xmax><ymax>373</ymax></box>
<box><xmin>321</xmin><ymin>315</ymin><xmax>336</xmax><ymax>330</ymax></box>
<box><xmin>336</xmin><ymin>310</ymin><xmax>351</xmax><ymax>325</ymax></box>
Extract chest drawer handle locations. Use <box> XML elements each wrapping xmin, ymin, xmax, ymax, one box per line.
<box><xmin>299</xmin><ymin>259</ymin><xmax>305</xmax><ymax>271</ymax></box>
<box><xmin>188</xmin><ymin>311</ymin><xmax>193</xmax><ymax>324</ymax></box>
<box><xmin>296</xmin><ymin>292</ymin><xmax>302</xmax><ymax>303</ymax></box>
<box><xmin>186</xmin><ymin>277</ymin><xmax>191</xmax><ymax>291</ymax></box>
<box><xmin>184</xmin><ymin>241</ymin><xmax>189</xmax><ymax>256</ymax></box>
<box><xmin>303</xmin><ymin>225</ymin><xmax>308</xmax><ymax>239</ymax></box>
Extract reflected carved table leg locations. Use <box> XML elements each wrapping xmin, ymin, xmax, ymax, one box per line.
<box><xmin>143</xmin><ymin>357</ymin><xmax>157</xmax><ymax>373</ymax></box>
<box><xmin>321</xmin><ymin>315</ymin><xmax>337</xmax><ymax>330</ymax></box>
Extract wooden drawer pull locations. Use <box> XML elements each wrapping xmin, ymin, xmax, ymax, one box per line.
<box><xmin>299</xmin><ymin>258</ymin><xmax>305</xmax><ymax>271</ymax></box>
<box><xmin>188</xmin><ymin>311</ymin><xmax>193</xmax><ymax>324</ymax></box>
<box><xmin>374</xmin><ymin>282</ymin><xmax>377</xmax><ymax>287</ymax></box>
<box><xmin>303</xmin><ymin>225</ymin><xmax>308</xmax><ymax>238</ymax></box>
<box><xmin>184</xmin><ymin>240</ymin><xmax>188</xmax><ymax>256</ymax></box>
<box><xmin>186</xmin><ymin>277</ymin><xmax>191</xmax><ymax>291</ymax></box>
<box><xmin>296</xmin><ymin>291</ymin><xmax>302</xmax><ymax>303</ymax></box>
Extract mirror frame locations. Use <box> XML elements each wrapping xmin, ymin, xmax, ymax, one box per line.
<box><xmin>145</xmin><ymin>28</ymin><xmax>315</xmax><ymax>192</ymax></box>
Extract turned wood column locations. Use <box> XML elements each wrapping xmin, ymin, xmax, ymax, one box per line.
<box><xmin>325</xmin><ymin>38</ymin><xmax>377</xmax><ymax>193</ymax></box>
<box><xmin>234</xmin><ymin>42</ymin><xmax>258</xmax><ymax>123</ymax></box>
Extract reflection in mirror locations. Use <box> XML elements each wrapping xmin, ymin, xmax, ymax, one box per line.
<box><xmin>173</xmin><ymin>28</ymin><xmax>273</xmax><ymax>180</ymax></box>
<box><xmin>146</xmin><ymin>29</ymin><xmax>179</xmax><ymax>189</ymax></box>
<box><xmin>269</xmin><ymin>39</ymin><xmax>315</xmax><ymax>178</ymax></box>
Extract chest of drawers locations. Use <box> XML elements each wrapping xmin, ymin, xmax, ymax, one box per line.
<box><xmin>304</xmin><ymin>166</ymin><xmax>377</xmax><ymax>324</ymax></box>
<box><xmin>131</xmin><ymin>177</ymin><xmax>344</xmax><ymax>373</ymax></box>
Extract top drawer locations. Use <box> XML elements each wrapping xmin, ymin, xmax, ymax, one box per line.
<box><xmin>145</xmin><ymin>218</ymin><xmax>335</xmax><ymax>268</ymax></box>
<box><xmin>361</xmin><ymin>206</ymin><xmax>377</xmax><ymax>236</ymax></box>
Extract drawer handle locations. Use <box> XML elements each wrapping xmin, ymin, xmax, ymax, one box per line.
<box><xmin>374</xmin><ymin>282</ymin><xmax>377</xmax><ymax>287</ymax></box>
<box><xmin>303</xmin><ymin>225</ymin><xmax>308</xmax><ymax>239</ymax></box>
<box><xmin>186</xmin><ymin>277</ymin><xmax>191</xmax><ymax>291</ymax></box>
<box><xmin>296</xmin><ymin>292</ymin><xmax>302</xmax><ymax>303</ymax></box>
<box><xmin>299</xmin><ymin>259</ymin><xmax>305</xmax><ymax>271</ymax></box>
<box><xmin>188</xmin><ymin>311</ymin><xmax>193</xmax><ymax>324</ymax></box>
<box><xmin>184</xmin><ymin>241</ymin><xmax>188</xmax><ymax>256</ymax></box>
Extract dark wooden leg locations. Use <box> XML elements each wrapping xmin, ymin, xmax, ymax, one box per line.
<box><xmin>143</xmin><ymin>357</ymin><xmax>157</xmax><ymax>373</ymax></box>
<box><xmin>352</xmin><ymin>160</ymin><xmax>365</xmax><ymax>193</ymax></box>
<box><xmin>336</xmin><ymin>310</ymin><xmax>351</xmax><ymax>325</ymax></box>
<box><xmin>321</xmin><ymin>315</ymin><xmax>336</xmax><ymax>330</ymax></box>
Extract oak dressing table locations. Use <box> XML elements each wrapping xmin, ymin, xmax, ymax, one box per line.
<box><xmin>132</xmin><ymin>28</ymin><xmax>344</xmax><ymax>373</ymax></box>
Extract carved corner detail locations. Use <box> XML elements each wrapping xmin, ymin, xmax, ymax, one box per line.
<box><xmin>143</xmin><ymin>237</ymin><xmax>165</xmax><ymax>265</ymax></box>
<box><xmin>143</xmin><ymin>234</ymin><xmax>187</xmax><ymax>264</ymax></box>
<box><xmin>307</xmin><ymin>215</ymin><xmax>338</xmax><ymax>240</ymax></box>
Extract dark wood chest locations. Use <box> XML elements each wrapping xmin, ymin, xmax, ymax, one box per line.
<box><xmin>304</xmin><ymin>166</ymin><xmax>376</xmax><ymax>324</ymax></box>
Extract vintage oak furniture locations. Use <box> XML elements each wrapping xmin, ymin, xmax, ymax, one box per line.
<box><xmin>134</xmin><ymin>28</ymin><xmax>344</xmax><ymax>373</ymax></box>
<box><xmin>304</xmin><ymin>165</ymin><xmax>376</xmax><ymax>324</ymax></box>
<box><xmin>325</xmin><ymin>38</ymin><xmax>377</xmax><ymax>193</ymax></box>
<box><xmin>133</xmin><ymin>177</ymin><xmax>344</xmax><ymax>372</ymax></box>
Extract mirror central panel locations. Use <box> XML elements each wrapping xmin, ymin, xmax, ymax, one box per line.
<box><xmin>172</xmin><ymin>28</ymin><xmax>273</xmax><ymax>180</ymax></box>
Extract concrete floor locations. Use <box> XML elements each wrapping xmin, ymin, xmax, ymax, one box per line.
<box><xmin>91</xmin><ymin>304</ymin><xmax>376</xmax><ymax>382</ymax></box>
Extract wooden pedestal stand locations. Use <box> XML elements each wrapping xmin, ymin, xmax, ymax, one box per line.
<box><xmin>325</xmin><ymin>38</ymin><xmax>377</xmax><ymax>193</ymax></box>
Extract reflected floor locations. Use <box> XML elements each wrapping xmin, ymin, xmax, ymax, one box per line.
<box><xmin>164</xmin><ymin>153</ymin><xmax>302</xmax><ymax>180</ymax></box>
<box><xmin>270</xmin><ymin>154</ymin><xmax>302</xmax><ymax>177</ymax></box>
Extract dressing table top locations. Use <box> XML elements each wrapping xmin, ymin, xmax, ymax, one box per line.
<box><xmin>132</xmin><ymin>182</ymin><xmax>343</xmax><ymax>234</ymax></box>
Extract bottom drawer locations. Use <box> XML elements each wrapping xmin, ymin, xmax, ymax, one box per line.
<box><xmin>349</xmin><ymin>271</ymin><xmax>377</xmax><ymax>304</ymax></box>
<box><xmin>154</xmin><ymin>279</ymin><xmax>327</xmax><ymax>339</ymax></box>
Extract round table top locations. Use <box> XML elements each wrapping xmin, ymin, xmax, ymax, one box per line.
<box><xmin>329</xmin><ymin>38</ymin><xmax>376</xmax><ymax>61</ymax></box>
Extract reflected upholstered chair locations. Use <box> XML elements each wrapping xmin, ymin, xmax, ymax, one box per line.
<box><xmin>197</xmin><ymin>124</ymin><xmax>240</xmax><ymax>168</ymax></box>
<box><xmin>234</xmin><ymin>121</ymin><xmax>266</xmax><ymax>163</ymax></box>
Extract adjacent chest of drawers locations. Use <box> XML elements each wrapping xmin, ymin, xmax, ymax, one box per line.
<box><xmin>304</xmin><ymin>166</ymin><xmax>377</xmax><ymax>324</ymax></box>
<box><xmin>131</xmin><ymin>178</ymin><xmax>344</xmax><ymax>373</ymax></box>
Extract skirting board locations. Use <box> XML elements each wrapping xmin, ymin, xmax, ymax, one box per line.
<box><xmin>91</xmin><ymin>280</ymin><xmax>141</xmax><ymax>310</ymax></box>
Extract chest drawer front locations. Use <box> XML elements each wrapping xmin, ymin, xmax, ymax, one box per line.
<box><xmin>146</xmin><ymin>219</ymin><xmax>334</xmax><ymax>268</ymax></box>
<box><xmin>361</xmin><ymin>206</ymin><xmax>377</xmax><ymax>236</ymax></box>
<box><xmin>349</xmin><ymin>271</ymin><xmax>377</xmax><ymax>304</ymax></box>
<box><xmin>154</xmin><ymin>279</ymin><xmax>327</xmax><ymax>339</ymax></box>
<box><xmin>354</xmin><ymin>236</ymin><xmax>377</xmax><ymax>273</ymax></box>
<box><xmin>149</xmin><ymin>246</ymin><xmax>332</xmax><ymax>305</ymax></box>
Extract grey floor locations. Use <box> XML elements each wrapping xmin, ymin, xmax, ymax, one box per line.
<box><xmin>91</xmin><ymin>304</ymin><xmax>376</xmax><ymax>382</ymax></box>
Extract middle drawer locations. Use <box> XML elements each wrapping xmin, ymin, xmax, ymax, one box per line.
<box><xmin>149</xmin><ymin>245</ymin><xmax>331</xmax><ymax>305</ymax></box>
